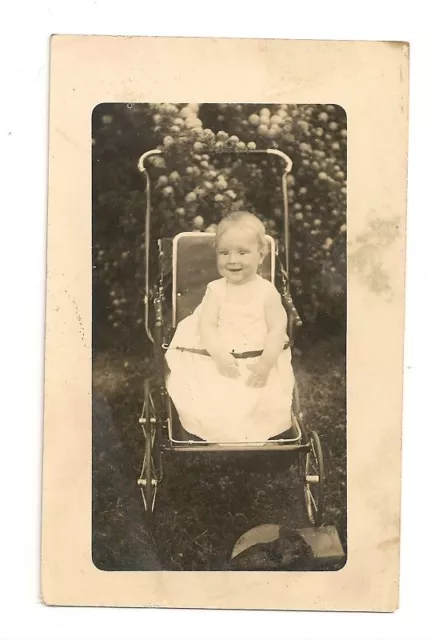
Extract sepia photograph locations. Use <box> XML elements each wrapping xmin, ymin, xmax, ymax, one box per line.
<box><xmin>92</xmin><ymin>102</ymin><xmax>347</xmax><ymax>572</ymax></box>
<box><xmin>41</xmin><ymin>35</ymin><xmax>408</xmax><ymax>611</ymax></box>
<box><xmin>3</xmin><ymin>1</ymin><xmax>429</xmax><ymax>632</ymax></box>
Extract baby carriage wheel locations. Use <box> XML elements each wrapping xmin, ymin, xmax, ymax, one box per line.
<box><xmin>300</xmin><ymin>430</ymin><xmax>325</xmax><ymax>527</ymax></box>
<box><xmin>138</xmin><ymin>381</ymin><xmax>163</xmax><ymax>520</ymax></box>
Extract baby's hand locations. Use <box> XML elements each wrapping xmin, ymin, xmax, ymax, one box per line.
<box><xmin>215</xmin><ymin>353</ymin><xmax>240</xmax><ymax>379</ymax></box>
<box><xmin>246</xmin><ymin>361</ymin><xmax>271</xmax><ymax>387</ymax></box>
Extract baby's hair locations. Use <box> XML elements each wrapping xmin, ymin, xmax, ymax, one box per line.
<box><xmin>215</xmin><ymin>211</ymin><xmax>267</xmax><ymax>253</ymax></box>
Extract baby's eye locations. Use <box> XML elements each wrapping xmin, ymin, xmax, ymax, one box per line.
<box><xmin>220</xmin><ymin>250</ymin><xmax>228</xmax><ymax>255</ymax></box>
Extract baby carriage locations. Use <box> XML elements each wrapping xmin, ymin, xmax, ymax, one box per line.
<box><xmin>136</xmin><ymin>147</ymin><xmax>325</xmax><ymax>527</ymax></box>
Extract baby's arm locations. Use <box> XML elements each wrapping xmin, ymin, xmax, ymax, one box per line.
<box><xmin>247</xmin><ymin>288</ymin><xmax>287</xmax><ymax>387</ymax></box>
<box><xmin>199</xmin><ymin>286</ymin><xmax>240</xmax><ymax>379</ymax></box>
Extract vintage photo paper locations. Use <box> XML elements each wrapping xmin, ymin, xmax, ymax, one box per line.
<box><xmin>42</xmin><ymin>36</ymin><xmax>409</xmax><ymax>611</ymax></box>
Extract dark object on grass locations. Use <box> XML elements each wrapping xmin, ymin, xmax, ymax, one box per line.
<box><xmin>228</xmin><ymin>523</ymin><xmax>345</xmax><ymax>571</ymax></box>
<box><xmin>228</xmin><ymin>526</ymin><xmax>313</xmax><ymax>571</ymax></box>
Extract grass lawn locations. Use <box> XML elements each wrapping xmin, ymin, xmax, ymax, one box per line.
<box><xmin>92</xmin><ymin>331</ymin><xmax>346</xmax><ymax>571</ymax></box>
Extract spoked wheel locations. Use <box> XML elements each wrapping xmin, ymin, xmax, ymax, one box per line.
<box><xmin>138</xmin><ymin>382</ymin><xmax>163</xmax><ymax>521</ymax></box>
<box><xmin>299</xmin><ymin>430</ymin><xmax>325</xmax><ymax>526</ymax></box>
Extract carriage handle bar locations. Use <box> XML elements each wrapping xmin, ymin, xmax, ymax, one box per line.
<box><xmin>138</xmin><ymin>147</ymin><xmax>294</xmax><ymax>344</ymax></box>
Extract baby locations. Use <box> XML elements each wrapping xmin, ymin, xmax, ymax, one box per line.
<box><xmin>165</xmin><ymin>211</ymin><xmax>295</xmax><ymax>443</ymax></box>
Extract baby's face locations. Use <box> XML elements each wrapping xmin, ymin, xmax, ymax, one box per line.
<box><xmin>216</xmin><ymin>227</ymin><xmax>264</xmax><ymax>285</ymax></box>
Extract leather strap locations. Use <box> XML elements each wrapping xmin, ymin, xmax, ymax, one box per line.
<box><xmin>168</xmin><ymin>343</ymin><xmax>290</xmax><ymax>359</ymax></box>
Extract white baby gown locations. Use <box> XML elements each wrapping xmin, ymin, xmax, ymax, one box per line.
<box><xmin>165</xmin><ymin>275</ymin><xmax>295</xmax><ymax>443</ymax></box>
